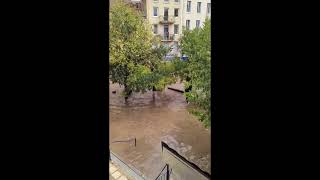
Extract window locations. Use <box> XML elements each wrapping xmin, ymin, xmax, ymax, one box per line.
<box><xmin>164</xmin><ymin>0</ymin><xmax>169</xmax><ymax>3</ymax></box>
<box><xmin>187</xmin><ymin>1</ymin><xmax>191</xmax><ymax>12</ymax></box>
<box><xmin>164</xmin><ymin>8</ymin><xmax>169</xmax><ymax>16</ymax></box>
<box><xmin>164</xmin><ymin>8</ymin><xmax>169</xmax><ymax>21</ymax></box>
<box><xmin>186</xmin><ymin>20</ymin><xmax>190</xmax><ymax>30</ymax></box>
<box><xmin>197</xmin><ymin>2</ymin><xmax>201</xmax><ymax>13</ymax></box>
<box><xmin>174</xmin><ymin>8</ymin><xmax>179</xmax><ymax>17</ymax></box>
<box><xmin>207</xmin><ymin>3</ymin><xmax>211</xmax><ymax>14</ymax></box>
<box><xmin>174</xmin><ymin>25</ymin><xmax>179</xmax><ymax>34</ymax></box>
<box><xmin>175</xmin><ymin>0</ymin><xmax>179</xmax><ymax>2</ymax></box>
<box><xmin>196</xmin><ymin>20</ymin><xmax>200</xmax><ymax>28</ymax></box>
<box><xmin>153</xmin><ymin>7</ymin><xmax>158</xmax><ymax>16</ymax></box>
<box><xmin>164</xmin><ymin>25</ymin><xmax>169</xmax><ymax>40</ymax></box>
<box><xmin>153</xmin><ymin>24</ymin><xmax>158</xmax><ymax>34</ymax></box>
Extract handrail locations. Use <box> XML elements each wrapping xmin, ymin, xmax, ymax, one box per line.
<box><xmin>161</xmin><ymin>34</ymin><xmax>175</xmax><ymax>41</ymax></box>
<box><xmin>154</xmin><ymin>164</ymin><xmax>169</xmax><ymax>180</ymax></box>
<box><xmin>159</xmin><ymin>15</ymin><xmax>175</xmax><ymax>23</ymax></box>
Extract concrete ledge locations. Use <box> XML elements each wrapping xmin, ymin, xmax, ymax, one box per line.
<box><xmin>110</xmin><ymin>151</ymin><xmax>146</xmax><ymax>180</ymax></box>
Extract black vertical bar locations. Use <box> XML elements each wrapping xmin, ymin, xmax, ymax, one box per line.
<box><xmin>134</xmin><ymin>138</ymin><xmax>136</xmax><ymax>147</ymax></box>
<box><xmin>166</xmin><ymin>164</ymin><xmax>169</xmax><ymax>180</ymax></box>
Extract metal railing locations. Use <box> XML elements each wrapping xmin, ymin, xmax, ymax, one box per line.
<box><xmin>161</xmin><ymin>34</ymin><xmax>175</xmax><ymax>41</ymax></box>
<box><xmin>154</xmin><ymin>164</ymin><xmax>170</xmax><ymax>180</ymax></box>
<box><xmin>159</xmin><ymin>15</ymin><xmax>175</xmax><ymax>24</ymax></box>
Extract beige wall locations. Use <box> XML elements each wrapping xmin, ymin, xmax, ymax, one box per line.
<box><xmin>147</xmin><ymin>0</ymin><xmax>182</xmax><ymax>37</ymax></box>
<box><xmin>182</xmin><ymin>0</ymin><xmax>211</xmax><ymax>30</ymax></box>
<box><xmin>145</xmin><ymin>0</ymin><xmax>211</xmax><ymax>37</ymax></box>
<box><xmin>143</xmin><ymin>0</ymin><xmax>211</xmax><ymax>56</ymax></box>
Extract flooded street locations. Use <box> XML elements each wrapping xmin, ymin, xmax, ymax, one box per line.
<box><xmin>109</xmin><ymin>82</ymin><xmax>211</xmax><ymax>179</ymax></box>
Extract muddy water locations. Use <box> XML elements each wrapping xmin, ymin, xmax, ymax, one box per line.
<box><xmin>109</xmin><ymin>82</ymin><xmax>211</xmax><ymax>179</ymax></box>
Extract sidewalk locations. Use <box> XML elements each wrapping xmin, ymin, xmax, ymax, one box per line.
<box><xmin>109</xmin><ymin>161</ymin><xmax>129</xmax><ymax>180</ymax></box>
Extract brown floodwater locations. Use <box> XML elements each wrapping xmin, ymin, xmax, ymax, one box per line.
<box><xmin>109</xmin><ymin>82</ymin><xmax>211</xmax><ymax>179</ymax></box>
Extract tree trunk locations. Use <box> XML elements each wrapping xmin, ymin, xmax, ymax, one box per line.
<box><xmin>123</xmin><ymin>69</ymin><xmax>132</xmax><ymax>100</ymax></box>
<box><xmin>151</xmin><ymin>67</ymin><xmax>156</xmax><ymax>93</ymax></box>
<box><xmin>185</xmin><ymin>76</ymin><xmax>192</xmax><ymax>102</ymax></box>
<box><xmin>124</xmin><ymin>84</ymin><xmax>132</xmax><ymax>101</ymax></box>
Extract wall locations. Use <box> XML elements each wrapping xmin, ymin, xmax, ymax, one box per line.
<box><xmin>148</xmin><ymin>0</ymin><xmax>182</xmax><ymax>38</ymax></box>
<box><xmin>161</xmin><ymin>142</ymin><xmax>210</xmax><ymax>180</ymax></box>
<box><xmin>182</xmin><ymin>0</ymin><xmax>211</xmax><ymax>30</ymax></box>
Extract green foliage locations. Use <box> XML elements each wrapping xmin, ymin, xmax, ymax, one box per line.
<box><xmin>153</xmin><ymin>62</ymin><xmax>178</xmax><ymax>90</ymax></box>
<box><xmin>189</xmin><ymin>108</ymin><xmax>210</xmax><ymax>127</ymax></box>
<box><xmin>171</xmin><ymin>59</ymin><xmax>189</xmax><ymax>81</ymax></box>
<box><xmin>179</xmin><ymin>19</ymin><xmax>211</xmax><ymax>127</ymax></box>
<box><xmin>109</xmin><ymin>1</ymin><xmax>175</xmax><ymax>97</ymax></box>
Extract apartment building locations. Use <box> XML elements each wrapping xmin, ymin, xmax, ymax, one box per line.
<box><xmin>143</xmin><ymin>0</ymin><xmax>181</xmax><ymax>56</ymax></box>
<box><xmin>111</xmin><ymin>0</ymin><xmax>211</xmax><ymax>56</ymax></box>
<box><xmin>147</xmin><ymin>0</ymin><xmax>211</xmax><ymax>56</ymax></box>
<box><xmin>182</xmin><ymin>0</ymin><xmax>211</xmax><ymax>30</ymax></box>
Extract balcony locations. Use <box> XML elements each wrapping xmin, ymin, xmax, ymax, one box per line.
<box><xmin>160</xmin><ymin>34</ymin><xmax>175</xmax><ymax>41</ymax></box>
<box><xmin>159</xmin><ymin>15</ymin><xmax>175</xmax><ymax>24</ymax></box>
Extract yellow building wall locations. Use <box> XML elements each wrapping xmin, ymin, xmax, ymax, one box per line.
<box><xmin>146</xmin><ymin>0</ymin><xmax>182</xmax><ymax>40</ymax></box>
<box><xmin>182</xmin><ymin>0</ymin><xmax>211</xmax><ymax>30</ymax></box>
<box><xmin>143</xmin><ymin>0</ymin><xmax>211</xmax><ymax>56</ymax></box>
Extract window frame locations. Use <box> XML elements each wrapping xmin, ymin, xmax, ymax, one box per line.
<box><xmin>174</xmin><ymin>8</ymin><xmax>179</xmax><ymax>17</ymax></box>
<box><xmin>164</xmin><ymin>7</ymin><xmax>169</xmax><ymax>16</ymax></box>
<box><xmin>153</xmin><ymin>24</ymin><xmax>158</xmax><ymax>34</ymax></box>
<box><xmin>196</xmin><ymin>20</ymin><xmax>200</xmax><ymax>28</ymax></box>
<box><xmin>187</xmin><ymin>1</ymin><xmax>191</xmax><ymax>13</ymax></box>
<box><xmin>153</xmin><ymin>7</ymin><xmax>158</xmax><ymax>17</ymax></box>
<box><xmin>174</xmin><ymin>24</ymin><xmax>179</xmax><ymax>34</ymax></box>
<box><xmin>186</xmin><ymin>20</ymin><xmax>190</xmax><ymax>30</ymax></box>
<box><xmin>197</xmin><ymin>2</ymin><xmax>201</xmax><ymax>13</ymax></box>
<box><xmin>207</xmin><ymin>3</ymin><xmax>211</xmax><ymax>14</ymax></box>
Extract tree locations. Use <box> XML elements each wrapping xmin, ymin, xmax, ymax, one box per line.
<box><xmin>179</xmin><ymin>19</ymin><xmax>211</xmax><ymax>127</ymax></box>
<box><xmin>109</xmin><ymin>1</ymin><xmax>175</xmax><ymax>99</ymax></box>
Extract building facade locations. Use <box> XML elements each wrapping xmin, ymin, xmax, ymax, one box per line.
<box><xmin>112</xmin><ymin>0</ymin><xmax>211</xmax><ymax>56</ymax></box>
<box><xmin>181</xmin><ymin>0</ymin><xmax>211</xmax><ymax>30</ymax></box>
<box><xmin>147</xmin><ymin>0</ymin><xmax>211</xmax><ymax>56</ymax></box>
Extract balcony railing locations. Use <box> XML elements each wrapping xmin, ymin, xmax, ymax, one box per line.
<box><xmin>161</xmin><ymin>34</ymin><xmax>175</xmax><ymax>41</ymax></box>
<box><xmin>159</xmin><ymin>15</ymin><xmax>175</xmax><ymax>24</ymax></box>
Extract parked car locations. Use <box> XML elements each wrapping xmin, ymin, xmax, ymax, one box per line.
<box><xmin>181</xmin><ymin>54</ymin><xmax>188</xmax><ymax>61</ymax></box>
